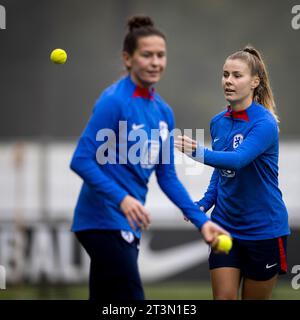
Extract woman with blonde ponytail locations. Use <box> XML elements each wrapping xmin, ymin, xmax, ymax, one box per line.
<box><xmin>175</xmin><ymin>46</ymin><xmax>290</xmax><ymax>300</ymax></box>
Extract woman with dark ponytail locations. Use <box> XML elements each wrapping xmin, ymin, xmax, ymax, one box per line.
<box><xmin>176</xmin><ymin>46</ymin><xmax>290</xmax><ymax>299</ymax></box>
<box><xmin>70</xmin><ymin>15</ymin><xmax>228</xmax><ymax>301</ymax></box>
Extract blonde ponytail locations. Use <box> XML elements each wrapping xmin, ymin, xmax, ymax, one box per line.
<box><xmin>227</xmin><ymin>45</ymin><xmax>279</xmax><ymax>123</ymax></box>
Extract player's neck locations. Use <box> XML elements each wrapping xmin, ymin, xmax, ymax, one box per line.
<box><xmin>130</xmin><ymin>74</ymin><xmax>153</xmax><ymax>90</ymax></box>
<box><xmin>230</xmin><ymin>96</ymin><xmax>253</xmax><ymax>112</ymax></box>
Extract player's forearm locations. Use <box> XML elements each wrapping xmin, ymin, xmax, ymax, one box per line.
<box><xmin>156</xmin><ymin>171</ymin><xmax>209</xmax><ymax>229</ymax></box>
<box><xmin>195</xmin><ymin>196</ymin><xmax>215</xmax><ymax>212</ymax></box>
<box><xmin>195</xmin><ymin>169</ymin><xmax>219</xmax><ymax>211</ymax></box>
<box><xmin>192</xmin><ymin>145</ymin><xmax>245</xmax><ymax>170</ymax></box>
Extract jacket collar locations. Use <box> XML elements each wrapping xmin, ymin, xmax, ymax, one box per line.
<box><xmin>224</xmin><ymin>103</ymin><xmax>255</xmax><ymax>122</ymax></box>
<box><xmin>127</xmin><ymin>75</ymin><xmax>155</xmax><ymax>100</ymax></box>
<box><xmin>133</xmin><ymin>86</ymin><xmax>155</xmax><ymax>100</ymax></box>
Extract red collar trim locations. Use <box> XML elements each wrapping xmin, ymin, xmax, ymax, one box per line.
<box><xmin>224</xmin><ymin>106</ymin><xmax>250</xmax><ymax>122</ymax></box>
<box><xmin>132</xmin><ymin>86</ymin><xmax>155</xmax><ymax>100</ymax></box>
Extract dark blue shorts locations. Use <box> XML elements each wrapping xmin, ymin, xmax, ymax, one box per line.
<box><xmin>75</xmin><ymin>229</ymin><xmax>144</xmax><ymax>301</ymax></box>
<box><xmin>209</xmin><ymin>236</ymin><xmax>288</xmax><ymax>281</ymax></box>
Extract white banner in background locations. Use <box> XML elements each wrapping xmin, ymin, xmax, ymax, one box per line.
<box><xmin>0</xmin><ymin>141</ymin><xmax>299</xmax><ymax>225</ymax></box>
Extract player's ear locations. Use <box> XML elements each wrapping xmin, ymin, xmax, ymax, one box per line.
<box><xmin>122</xmin><ymin>51</ymin><xmax>132</xmax><ymax>70</ymax></box>
<box><xmin>251</xmin><ymin>75</ymin><xmax>260</xmax><ymax>90</ymax></box>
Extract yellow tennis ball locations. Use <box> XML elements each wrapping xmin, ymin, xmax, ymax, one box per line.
<box><xmin>50</xmin><ymin>48</ymin><xmax>67</xmax><ymax>64</ymax></box>
<box><xmin>216</xmin><ymin>235</ymin><xmax>232</xmax><ymax>254</ymax></box>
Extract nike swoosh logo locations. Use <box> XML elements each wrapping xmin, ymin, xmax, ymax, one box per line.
<box><xmin>132</xmin><ymin>124</ymin><xmax>145</xmax><ymax>130</ymax></box>
<box><xmin>213</xmin><ymin>138</ymin><xmax>220</xmax><ymax>143</ymax></box>
<box><xmin>266</xmin><ymin>263</ymin><xmax>278</xmax><ymax>269</ymax></box>
<box><xmin>139</xmin><ymin>234</ymin><xmax>208</xmax><ymax>281</ymax></box>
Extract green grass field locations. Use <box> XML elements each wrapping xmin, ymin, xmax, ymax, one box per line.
<box><xmin>0</xmin><ymin>282</ymin><xmax>299</xmax><ymax>300</ymax></box>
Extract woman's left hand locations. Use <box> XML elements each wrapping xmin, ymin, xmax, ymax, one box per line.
<box><xmin>174</xmin><ymin>135</ymin><xmax>197</xmax><ymax>155</ymax></box>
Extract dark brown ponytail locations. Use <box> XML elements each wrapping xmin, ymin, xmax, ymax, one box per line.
<box><xmin>123</xmin><ymin>15</ymin><xmax>166</xmax><ymax>56</ymax></box>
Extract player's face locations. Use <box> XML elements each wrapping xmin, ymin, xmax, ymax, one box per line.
<box><xmin>222</xmin><ymin>58</ymin><xmax>259</xmax><ymax>108</ymax></box>
<box><xmin>123</xmin><ymin>35</ymin><xmax>167</xmax><ymax>88</ymax></box>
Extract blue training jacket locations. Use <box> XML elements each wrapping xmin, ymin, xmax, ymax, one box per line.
<box><xmin>194</xmin><ymin>101</ymin><xmax>290</xmax><ymax>240</ymax></box>
<box><xmin>70</xmin><ymin>75</ymin><xmax>209</xmax><ymax>238</ymax></box>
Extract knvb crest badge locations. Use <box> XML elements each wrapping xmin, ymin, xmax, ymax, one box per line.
<box><xmin>0</xmin><ymin>5</ymin><xmax>6</xmax><ymax>30</ymax></box>
<box><xmin>233</xmin><ymin>134</ymin><xmax>244</xmax><ymax>149</ymax></box>
<box><xmin>0</xmin><ymin>265</ymin><xmax>6</xmax><ymax>290</ymax></box>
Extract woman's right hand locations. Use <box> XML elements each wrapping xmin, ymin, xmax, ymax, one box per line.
<box><xmin>201</xmin><ymin>221</ymin><xmax>230</xmax><ymax>247</ymax></box>
<box><xmin>174</xmin><ymin>135</ymin><xmax>197</xmax><ymax>155</ymax></box>
<box><xmin>120</xmin><ymin>195</ymin><xmax>151</xmax><ymax>230</ymax></box>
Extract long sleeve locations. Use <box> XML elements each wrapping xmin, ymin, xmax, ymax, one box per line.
<box><xmin>155</xmin><ymin>113</ymin><xmax>209</xmax><ymax>229</ymax></box>
<box><xmin>70</xmin><ymin>94</ymin><xmax>128</xmax><ymax>206</ymax></box>
<box><xmin>192</xmin><ymin>119</ymin><xmax>278</xmax><ymax>170</ymax></box>
<box><xmin>195</xmin><ymin>169</ymin><xmax>219</xmax><ymax>212</ymax></box>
